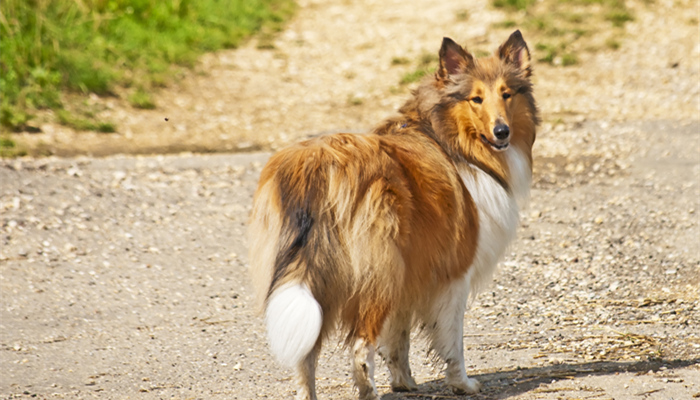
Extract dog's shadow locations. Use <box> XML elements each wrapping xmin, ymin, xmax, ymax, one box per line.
<box><xmin>380</xmin><ymin>358</ymin><xmax>700</xmax><ymax>399</ymax></box>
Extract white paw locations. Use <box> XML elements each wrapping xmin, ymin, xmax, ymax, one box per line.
<box><xmin>447</xmin><ymin>377</ymin><xmax>481</xmax><ymax>395</ymax></box>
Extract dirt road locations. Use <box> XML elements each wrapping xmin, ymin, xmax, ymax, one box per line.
<box><xmin>2</xmin><ymin>118</ymin><xmax>699</xmax><ymax>399</ymax></box>
<box><xmin>2</xmin><ymin>0</ymin><xmax>699</xmax><ymax>398</ymax></box>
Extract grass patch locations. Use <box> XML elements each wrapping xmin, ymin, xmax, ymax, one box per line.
<box><xmin>347</xmin><ymin>95</ymin><xmax>364</xmax><ymax>106</ymax></box>
<box><xmin>605</xmin><ymin>9</ymin><xmax>634</xmax><ymax>26</ymax></box>
<box><xmin>455</xmin><ymin>9</ymin><xmax>470</xmax><ymax>21</ymax></box>
<box><xmin>400</xmin><ymin>69</ymin><xmax>429</xmax><ymax>85</ymax></box>
<box><xmin>490</xmin><ymin>0</ymin><xmax>635</xmax><ymax>66</ymax></box>
<box><xmin>57</xmin><ymin>110</ymin><xmax>116</xmax><ymax>133</ymax></box>
<box><xmin>493</xmin><ymin>20</ymin><xmax>518</xmax><ymax>29</ymax></box>
<box><xmin>0</xmin><ymin>135</ymin><xmax>26</xmax><ymax>157</ymax></box>
<box><xmin>419</xmin><ymin>53</ymin><xmax>439</xmax><ymax>65</ymax></box>
<box><xmin>605</xmin><ymin>37</ymin><xmax>621</xmax><ymax>50</ymax></box>
<box><xmin>391</xmin><ymin>57</ymin><xmax>411</xmax><ymax>66</ymax></box>
<box><xmin>398</xmin><ymin>52</ymin><xmax>439</xmax><ymax>86</ymax></box>
<box><xmin>493</xmin><ymin>0</ymin><xmax>537</xmax><ymax>10</ymax></box>
<box><xmin>535</xmin><ymin>42</ymin><xmax>580</xmax><ymax>66</ymax></box>
<box><xmin>0</xmin><ymin>0</ymin><xmax>296</xmax><ymax>132</ymax></box>
<box><xmin>129</xmin><ymin>89</ymin><xmax>157</xmax><ymax>110</ymax></box>
<box><xmin>536</xmin><ymin>43</ymin><xmax>559</xmax><ymax>64</ymax></box>
<box><xmin>561</xmin><ymin>52</ymin><xmax>579</xmax><ymax>66</ymax></box>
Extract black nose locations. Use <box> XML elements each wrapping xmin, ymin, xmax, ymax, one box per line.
<box><xmin>493</xmin><ymin>124</ymin><xmax>510</xmax><ymax>140</ymax></box>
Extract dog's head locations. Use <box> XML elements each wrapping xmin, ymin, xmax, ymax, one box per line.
<box><xmin>429</xmin><ymin>31</ymin><xmax>538</xmax><ymax>163</ymax></box>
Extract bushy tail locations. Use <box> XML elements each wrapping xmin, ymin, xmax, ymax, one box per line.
<box><xmin>265</xmin><ymin>282</ymin><xmax>322</xmax><ymax>367</ymax></box>
<box><xmin>251</xmin><ymin>150</ymin><xmax>327</xmax><ymax>367</ymax></box>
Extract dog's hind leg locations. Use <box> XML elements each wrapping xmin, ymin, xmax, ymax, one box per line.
<box><xmin>377</xmin><ymin>310</ymin><xmax>417</xmax><ymax>392</ymax></box>
<box><xmin>295</xmin><ymin>339</ymin><xmax>321</xmax><ymax>400</ymax></box>
<box><xmin>423</xmin><ymin>277</ymin><xmax>481</xmax><ymax>394</ymax></box>
<box><xmin>351</xmin><ymin>337</ymin><xmax>379</xmax><ymax>400</ymax></box>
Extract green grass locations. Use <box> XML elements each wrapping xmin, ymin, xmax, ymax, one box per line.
<box><xmin>493</xmin><ymin>20</ymin><xmax>518</xmax><ymax>29</ymax></box>
<box><xmin>391</xmin><ymin>57</ymin><xmax>411</xmax><ymax>66</ymax></box>
<box><xmin>605</xmin><ymin>9</ymin><xmax>634</xmax><ymax>27</ymax></box>
<box><xmin>535</xmin><ymin>42</ymin><xmax>558</xmax><ymax>64</ymax></box>
<box><xmin>493</xmin><ymin>0</ymin><xmax>537</xmax><ymax>10</ymax></box>
<box><xmin>129</xmin><ymin>89</ymin><xmax>157</xmax><ymax>110</ymax></box>
<box><xmin>605</xmin><ymin>37</ymin><xmax>621</xmax><ymax>50</ymax></box>
<box><xmin>0</xmin><ymin>135</ymin><xmax>27</xmax><ymax>157</ymax></box>
<box><xmin>396</xmin><ymin>52</ymin><xmax>438</xmax><ymax>86</ymax></box>
<box><xmin>57</xmin><ymin>109</ymin><xmax>116</xmax><ymax>132</ymax></box>
<box><xmin>561</xmin><ymin>52</ymin><xmax>579</xmax><ymax>66</ymax></box>
<box><xmin>0</xmin><ymin>0</ymin><xmax>296</xmax><ymax>132</ymax></box>
<box><xmin>399</xmin><ymin>69</ymin><xmax>429</xmax><ymax>85</ymax></box>
<box><xmin>491</xmin><ymin>0</ymin><xmax>634</xmax><ymax>67</ymax></box>
<box><xmin>347</xmin><ymin>95</ymin><xmax>364</xmax><ymax>106</ymax></box>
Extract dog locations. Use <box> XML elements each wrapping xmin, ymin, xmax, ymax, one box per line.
<box><xmin>249</xmin><ymin>30</ymin><xmax>538</xmax><ymax>400</ymax></box>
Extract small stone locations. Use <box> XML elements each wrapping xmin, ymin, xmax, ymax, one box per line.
<box><xmin>67</xmin><ymin>166</ymin><xmax>82</xmax><ymax>177</ymax></box>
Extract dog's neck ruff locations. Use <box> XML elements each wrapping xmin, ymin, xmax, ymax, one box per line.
<box><xmin>504</xmin><ymin>147</ymin><xmax>532</xmax><ymax>209</ymax></box>
<box><xmin>458</xmin><ymin>146</ymin><xmax>530</xmax><ymax>296</ymax></box>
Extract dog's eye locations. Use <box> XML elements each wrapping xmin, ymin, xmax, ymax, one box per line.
<box><xmin>502</xmin><ymin>93</ymin><xmax>511</xmax><ymax>100</ymax></box>
<box><xmin>471</xmin><ymin>97</ymin><xmax>483</xmax><ymax>104</ymax></box>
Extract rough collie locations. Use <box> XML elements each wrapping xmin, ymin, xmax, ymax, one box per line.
<box><xmin>249</xmin><ymin>30</ymin><xmax>538</xmax><ymax>400</ymax></box>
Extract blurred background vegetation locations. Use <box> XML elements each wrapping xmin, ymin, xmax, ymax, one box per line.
<box><xmin>399</xmin><ymin>0</ymin><xmax>635</xmax><ymax>87</ymax></box>
<box><xmin>492</xmin><ymin>0</ymin><xmax>635</xmax><ymax>65</ymax></box>
<box><xmin>0</xmin><ymin>0</ymin><xmax>638</xmax><ymax>157</ymax></box>
<box><xmin>0</xmin><ymin>0</ymin><xmax>295</xmax><ymax>134</ymax></box>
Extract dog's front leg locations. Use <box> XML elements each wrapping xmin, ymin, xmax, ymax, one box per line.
<box><xmin>426</xmin><ymin>278</ymin><xmax>481</xmax><ymax>394</ymax></box>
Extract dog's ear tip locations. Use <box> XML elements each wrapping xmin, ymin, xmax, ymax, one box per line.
<box><xmin>507</xmin><ymin>30</ymin><xmax>526</xmax><ymax>46</ymax></box>
<box><xmin>438</xmin><ymin>38</ymin><xmax>472</xmax><ymax>78</ymax></box>
<box><xmin>440</xmin><ymin>37</ymin><xmax>459</xmax><ymax>52</ymax></box>
<box><xmin>499</xmin><ymin>31</ymin><xmax>531</xmax><ymax>76</ymax></box>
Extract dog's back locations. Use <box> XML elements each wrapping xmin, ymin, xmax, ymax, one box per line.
<box><xmin>249</xmin><ymin>131</ymin><xmax>478</xmax><ymax>352</ymax></box>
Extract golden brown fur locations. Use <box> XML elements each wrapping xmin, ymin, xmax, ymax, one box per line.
<box><xmin>252</xmin><ymin>131</ymin><xmax>479</xmax><ymax>342</ymax></box>
<box><xmin>249</xmin><ymin>30</ymin><xmax>538</xmax><ymax>399</ymax></box>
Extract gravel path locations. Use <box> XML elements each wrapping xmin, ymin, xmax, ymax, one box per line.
<box><xmin>2</xmin><ymin>119</ymin><xmax>699</xmax><ymax>399</ymax></box>
<box><xmin>2</xmin><ymin>0</ymin><xmax>700</xmax><ymax>398</ymax></box>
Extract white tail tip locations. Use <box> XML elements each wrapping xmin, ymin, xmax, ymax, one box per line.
<box><xmin>265</xmin><ymin>283</ymin><xmax>322</xmax><ymax>367</ymax></box>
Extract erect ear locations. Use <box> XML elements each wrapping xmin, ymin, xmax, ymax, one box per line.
<box><xmin>498</xmin><ymin>30</ymin><xmax>531</xmax><ymax>77</ymax></box>
<box><xmin>438</xmin><ymin>37</ymin><xmax>473</xmax><ymax>81</ymax></box>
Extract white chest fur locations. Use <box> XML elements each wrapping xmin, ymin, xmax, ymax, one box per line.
<box><xmin>458</xmin><ymin>147</ymin><xmax>531</xmax><ymax>296</ymax></box>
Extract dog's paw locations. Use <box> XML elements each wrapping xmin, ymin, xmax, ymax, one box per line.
<box><xmin>447</xmin><ymin>377</ymin><xmax>481</xmax><ymax>395</ymax></box>
<box><xmin>391</xmin><ymin>376</ymin><xmax>418</xmax><ymax>392</ymax></box>
<box><xmin>358</xmin><ymin>390</ymin><xmax>380</xmax><ymax>400</ymax></box>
